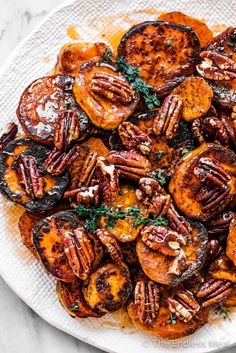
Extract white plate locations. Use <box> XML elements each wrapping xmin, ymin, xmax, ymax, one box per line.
<box><xmin>0</xmin><ymin>0</ymin><xmax>236</xmax><ymax>352</ymax></box>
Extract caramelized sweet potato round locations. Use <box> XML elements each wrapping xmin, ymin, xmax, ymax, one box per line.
<box><xmin>73</xmin><ymin>62</ymin><xmax>139</xmax><ymax>130</ymax></box>
<box><xmin>223</xmin><ymin>287</ymin><xmax>236</xmax><ymax>307</ymax></box>
<box><xmin>0</xmin><ymin>138</ymin><xmax>68</xmax><ymax>213</ymax></box>
<box><xmin>136</xmin><ymin>221</ymin><xmax>208</xmax><ymax>286</ymax></box>
<box><xmin>128</xmin><ymin>301</ymin><xmax>208</xmax><ymax>339</ymax></box>
<box><xmin>169</xmin><ymin>143</ymin><xmax>236</xmax><ymax>221</ymax></box>
<box><xmin>158</xmin><ymin>12</ymin><xmax>213</xmax><ymax>48</ymax></box>
<box><xmin>226</xmin><ymin>218</ymin><xmax>236</xmax><ymax>266</ymax></box>
<box><xmin>82</xmin><ymin>262</ymin><xmax>132</xmax><ymax>313</ymax></box>
<box><xmin>172</xmin><ymin>77</ymin><xmax>213</xmax><ymax>121</ymax></box>
<box><xmin>99</xmin><ymin>185</ymin><xmax>148</xmax><ymax>242</ymax></box>
<box><xmin>17</xmin><ymin>75</ymin><xmax>89</xmax><ymax>145</ymax></box>
<box><xmin>118</xmin><ymin>21</ymin><xmax>200</xmax><ymax>96</ymax></box>
<box><xmin>55</xmin><ymin>42</ymin><xmax>110</xmax><ymax>76</ymax></box>
<box><xmin>33</xmin><ymin>211</ymin><xmax>80</xmax><ymax>282</ymax></box>
<box><xmin>210</xmin><ymin>254</ymin><xmax>236</xmax><ymax>283</ymax></box>
<box><xmin>56</xmin><ymin>279</ymin><xmax>103</xmax><ymax>318</ymax></box>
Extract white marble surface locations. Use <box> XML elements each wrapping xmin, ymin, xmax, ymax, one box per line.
<box><xmin>0</xmin><ymin>1</ymin><xmax>236</xmax><ymax>353</ymax></box>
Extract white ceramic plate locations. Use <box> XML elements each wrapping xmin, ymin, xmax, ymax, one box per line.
<box><xmin>0</xmin><ymin>0</ymin><xmax>236</xmax><ymax>352</ymax></box>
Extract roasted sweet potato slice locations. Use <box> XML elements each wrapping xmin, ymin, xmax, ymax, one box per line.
<box><xmin>210</xmin><ymin>254</ymin><xmax>236</xmax><ymax>283</ymax></box>
<box><xmin>0</xmin><ymin>138</ymin><xmax>68</xmax><ymax>213</ymax></box>
<box><xmin>33</xmin><ymin>211</ymin><xmax>81</xmax><ymax>282</ymax></box>
<box><xmin>82</xmin><ymin>262</ymin><xmax>132</xmax><ymax>313</ymax></box>
<box><xmin>17</xmin><ymin>75</ymin><xmax>89</xmax><ymax>145</ymax></box>
<box><xmin>158</xmin><ymin>12</ymin><xmax>213</xmax><ymax>48</ymax></box>
<box><xmin>226</xmin><ymin>218</ymin><xmax>236</xmax><ymax>266</ymax></box>
<box><xmin>56</xmin><ymin>280</ymin><xmax>103</xmax><ymax>318</ymax></box>
<box><xmin>136</xmin><ymin>221</ymin><xmax>208</xmax><ymax>286</ymax></box>
<box><xmin>54</xmin><ymin>42</ymin><xmax>110</xmax><ymax>76</ymax></box>
<box><xmin>172</xmin><ymin>77</ymin><xmax>213</xmax><ymax>121</ymax></box>
<box><xmin>118</xmin><ymin>21</ymin><xmax>200</xmax><ymax>96</ymax></box>
<box><xmin>73</xmin><ymin>62</ymin><xmax>139</xmax><ymax>130</ymax></box>
<box><xmin>169</xmin><ymin>143</ymin><xmax>236</xmax><ymax>221</ymax></box>
<box><xmin>208</xmin><ymin>81</ymin><xmax>236</xmax><ymax>109</ymax></box>
<box><xmin>128</xmin><ymin>301</ymin><xmax>208</xmax><ymax>339</ymax></box>
<box><xmin>205</xmin><ymin>27</ymin><xmax>236</xmax><ymax>62</ymax></box>
<box><xmin>99</xmin><ymin>185</ymin><xmax>148</xmax><ymax>242</ymax></box>
<box><xmin>223</xmin><ymin>287</ymin><xmax>236</xmax><ymax>307</ymax></box>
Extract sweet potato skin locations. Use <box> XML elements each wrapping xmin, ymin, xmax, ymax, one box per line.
<box><xmin>172</xmin><ymin>77</ymin><xmax>213</xmax><ymax>121</ymax></box>
<box><xmin>158</xmin><ymin>12</ymin><xmax>213</xmax><ymax>47</ymax></box>
<box><xmin>19</xmin><ymin>212</ymin><xmax>43</xmax><ymax>259</ymax></box>
<box><xmin>118</xmin><ymin>21</ymin><xmax>200</xmax><ymax>96</ymax></box>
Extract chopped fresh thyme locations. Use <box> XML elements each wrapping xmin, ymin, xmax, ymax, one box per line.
<box><xmin>215</xmin><ymin>305</ymin><xmax>231</xmax><ymax>321</ymax></box>
<box><xmin>115</xmin><ymin>56</ymin><xmax>160</xmax><ymax>110</ymax></box>
<box><xmin>151</xmin><ymin>216</ymin><xmax>169</xmax><ymax>226</ymax></box>
<box><xmin>160</xmin><ymin>113</ymin><xmax>166</xmax><ymax>119</ymax></box>
<box><xmin>80</xmin><ymin>186</ymin><xmax>87</xmax><ymax>191</ymax></box>
<box><xmin>166</xmin><ymin>39</ymin><xmax>173</xmax><ymax>46</ymax></box>
<box><xmin>70</xmin><ymin>304</ymin><xmax>79</xmax><ymax>311</ymax></box>
<box><xmin>155</xmin><ymin>151</ymin><xmax>165</xmax><ymax>161</ymax></box>
<box><xmin>83</xmin><ymin>145</ymin><xmax>90</xmax><ymax>152</ymax></box>
<box><xmin>149</xmin><ymin>169</ymin><xmax>168</xmax><ymax>186</ymax></box>
<box><xmin>168</xmin><ymin>314</ymin><xmax>177</xmax><ymax>324</ymax></box>
<box><xmin>65</xmin><ymin>102</ymin><xmax>72</xmax><ymax>110</ymax></box>
<box><xmin>102</xmin><ymin>47</ymin><xmax>113</xmax><ymax>63</ymax></box>
<box><xmin>118</xmin><ymin>191</ymin><xmax>124</xmax><ymax>196</ymax></box>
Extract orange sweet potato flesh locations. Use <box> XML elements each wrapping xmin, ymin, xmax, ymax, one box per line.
<box><xmin>172</xmin><ymin>77</ymin><xmax>213</xmax><ymax>121</ymax></box>
<box><xmin>99</xmin><ymin>185</ymin><xmax>148</xmax><ymax>242</ymax></box>
<box><xmin>226</xmin><ymin>218</ymin><xmax>236</xmax><ymax>266</ymax></box>
<box><xmin>158</xmin><ymin>12</ymin><xmax>213</xmax><ymax>47</ymax></box>
<box><xmin>73</xmin><ymin>62</ymin><xmax>139</xmax><ymax>130</ymax></box>
<box><xmin>223</xmin><ymin>287</ymin><xmax>236</xmax><ymax>307</ymax></box>
<box><xmin>118</xmin><ymin>21</ymin><xmax>200</xmax><ymax>96</ymax></box>
<box><xmin>136</xmin><ymin>221</ymin><xmax>208</xmax><ymax>286</ymax></box>
<box><xmin>128</xmin><ymin>302</ymin><xmax>208</xmax><ymax>339</ymax></box>
<box><xmin>169</xmin><ymin>143</ymin><xmax>236</xmax><ymax>221</ymax></box>
<box><xmin>210</xmin><ymin>255</ymin><xmax>236</xmax><ymax>283</ymax></box>
<box><xmin>54</xmin><ymin>42</ymin><xmax>110</xmax><ymax>76</ymax></box>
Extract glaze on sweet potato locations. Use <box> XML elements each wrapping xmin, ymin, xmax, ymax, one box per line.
<box><xmin>172</xmin><ymin>77</ymin><xmax>213</xmax><ymax>121</ymax></box>
<box><xmin>55</xmin><ymin>42</ymin><xmax>110</xmax><ymax>76</ymax></box>
<box><xmin>73</xmin><ymin>62</ymin><xmax>139</xmax><ymax>130</ymax></box>
<box><xmin>82</xmin><ymin>263</ymin><xmax>132</xmax><ymax>313</ymax></box>
<box><xmin>0</xmin><ymin>138</ymin><xmax>69</xmax><ymax>213</ymax></box>
<box><xmin>136</xmin><ymin>221</ymin><xmax>208</xmax><ymax>286</ymax></box>
<box><xmin>226</xmin><ymin>218</ymin><xmax>236</xmax><ymax>266</ymax></box>
<box><xmin>223</xmin><ymin>287</ymin><xmax>236</xmax><ymax>307</ymax></box>
<box><xmin>118</xmin><ymin>21</ymin><xmax>200</xmax><ymax>96</ymax></box>
<box><xmin>33</xmin><ymin>211</ymin><xmax>80</xmax><ymax>282</ymax></box>
<box><xmin>210</xmin><ymin>254</ymin><xmax>236</xmax><ymax>283</ymax></box>
<box><xmin>158</xmin><ymin>12</ymin><xmax>213</xmax><ymax>47</ymax></box>
<box><xmin>169</xmin><ymin>143</ymin><xmax>236</xmax><ymax>221</ymax></box>
<box><xmin>17</xmin><ymin>75</ymin><xmax>89</xmax><ymax>145</ymax></box>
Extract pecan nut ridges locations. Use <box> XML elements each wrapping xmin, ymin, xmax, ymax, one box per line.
<box><xmin>0</xmin><ymin>122</ymin><xmax>18</xmax><ymax>153</ymax></box>
<box><xmin>206</xmin><ymin>211</ymin><xmax>235</xmax><ymax>235</ymax></box>
<box><xmin>107</xmin><ymin>150</ymin><xmax>151</xmax><ymax>181</ymax></box>
<box><xmin>64</xmin><ymin>185</ymin><xmax>100</xmax><ymax>207</ymax></box>
<box><xmin>79</xmin><ymin>151</ymin><xmax>98</xmax><ymax>187</ymax></box>
<box><xmin>96</xmin><ymin>229</ymin><xmax>123</xmax><ymax>264</ymax></box>
<box><xmin>205</xmin><ymin>240</ymin><xmax>223</xmax><ymax>265</ymax></box>
<box><xmin>95</xmin><ymin>157</ymin><xmax>119</xmax><ymax>203</ymax></box>
<box><xmin>63</xmin><ymin>228</ymin><xmax>95</xmax><ymax>280</ymax></box>
<box><xmin>54</xmin><ymin>111</ymin><xmax>80</xmax><ymax>150</ymax></box>
<box><xmin>196</xmin><ymin>51</ymin><xmax>236</xmax><ymax>81</ymax></box>
<box><xmin>166</xmin><ymin>204</ymin><xmax>192</xmax><ymax>238</ymax></box>
<box><xmin>17</xmin><ymin>155</ymin><xmax>45</xmax><ymax>199</ymax></box>
<box><xmin>134</xmin><ymin>279</ymin><xmax>160</xmax><ymax>324</ymax></box>
<box><xmin>141</xmin><ymin>225</ymin><xmax>186</xmax><ymax>257</ymax></box>
<box><xmin>196</xmin><ymin>277</ymin><xmax>233</xmax><ymax>308</ymax></box>
<box><xmin>46</xmin><ymin>145</ymin><xmax>80</xmax><ymax>176</ymax></box>
<box><xmin>118</xmin><ymin>121</ymin><xmax>151</xmax><ymax>155</ymax></box>
<box><xmin>192</xmin><ymin>117</ymin><xmax>229</xmax><ymax>146</ymax></box>
<box><xmin>168</xmin><ymin>290</ymin><xmax>200</xmax><ymax>322</ymax></box>
<box><xmin>194</xmin><ymin>157</ymin><xmax>231</xmax><ymax>212</ymax></box>
<box><xmin>153</xmin><ymin>94</ymin><xmax>183</xmax><ymax>140</ymax></box>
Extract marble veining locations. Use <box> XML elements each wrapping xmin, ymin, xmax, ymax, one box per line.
<box><xmin>0</xmin><ymin>1</ymin><xmax>236</xmax><ymax>353</ymax></box>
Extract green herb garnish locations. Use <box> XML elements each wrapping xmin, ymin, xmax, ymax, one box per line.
<box><xmin>155</xmin><ymin>151</ymin><xmax>165</xmax><ymax>161</ymax></box>
<box><xmin>168</xmin><ymin>314</ymin><xmax>177</xmax><ymax>324</ymax></box>
<box><xmin>83</xmin><ymin>145</ymin><xmax>90</xmax><ymax>152</ymax></box>
<box><xmin>71</xmin><ymin>304</ymin><xmax>79</xmax><ymax>312</ymax></box>
<box><xmin>151</xmin><ymin>216</ymin><xmax>169</xmax><ymax>226</ymax></box>
<box><xmin>150</xmin><ymin>169</ymin><xmax>168</xmax><ymax>186</ymax></box>
<box><xmin>65</xmin><ymin>102</ymin><xmax>72</xmax><ymax>110</ymax></box>
<box><xmin>102</xmin><ymin>47</ymin><xmax>113</xmax><ymax>63</ymax></box>
<box><xmin>215</xmin><ymin>305</ymin><xmax>231</xmax><ymax>321</ymax></box>
<box><xmin>166</xmin><ymin>39</ymin><xmax>173</xmax><ymax>46</ymax></box>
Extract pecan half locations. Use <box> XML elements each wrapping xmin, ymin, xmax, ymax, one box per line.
<box><xmin>134</xmin><ymin>280</ymin><xmax>160</xmax><ymax>324</ymax></box>
<box><xmin>168</xmin><ymin>290</ymin><xmax>200</xmax><ymax>322</ymax></box>
<box><xmin>45</xmin><ymin>145</ymin><xmax>80</xmax><ymax>176</ymax></box>
<box><xmin>118</xmin><ymin>121</ymin><xmax>150</xmax><ymax>155</ymax></box>
<box><xmin>136</xmin><ymin>177</ymin><xmax>171</xmax><ymax>217</ymax></box>
<box><xmin>205</xmin><ymin>240</ymin><xmax>223</xmax><ymax>265</ymax></box>
<box><xmin>95</xmin><ymin>157</ymin><xmax>119</xmax><ymax>203</ymax></box>
<box><xmin>153</xmin><ymin>94</ymin><xmax>182</xmax><ymax>140</ymax></box>
<box><xmin>0</xmin><ymin>122</ymin><xmax>18</xmax><ymax>152</ymax></box>
<box><xmin>63</xmin><ymin>228</ymin><xmax>95</xmax><ymax>280</ymax></box>
<box><xmin>206</xmin><ymin>211</ymin><xmax>235</xmax><ymax>235</ymax></box>
<box><xmin>107</xmin><ymin>150</ymin><xmax>151</xmax><ymax>181</ymax></box>
<box><xmin>192</xmin><ymin>117</ymin><xmax>229</xmax><ymax>146</ymax></box>
<box><xmin>54</xmin><ymin>111</ymin><xmax>80</xmax><ymax>150</ymax></box>
<box><xmin>79</xmin><ymin>151</ymin><xmax>98</xmax><ymax>187</ymax></box>
<box><xmin>91</xmin><ymin>72</ymin><xmax>135</xmax><ymax>103</ymax></box>
<box><xmin>197</xmin><ymin>51</ymin><xmax>236</xmax><ymax>81</ymax></box>
<box><xmin>194</xmin><ymin>157</ymin><xmax>231</xmax><ymax>212</ymax></box>
<box><xmin>196</xmin><ymin>278</ymin><xmax>233</xmax><ymax>308</ymax></box>
<box><xmin>96</xmin><ymin>229</ymin><xmax>123</xmax><ymax>264</ymax></box>
<box><xmin>64</xmin><ymin>185</ymin><xmax>100</xmax><ymax>207</ymax></box>
<box><xmin>166</xmin><ymin>204</ymin><xmax>192</xmax><ymax>238</ymax></box>
<box><xmin>17</xmin><ymin>155</ymin><xmax>45</xmax><ymax>199</ymax></box>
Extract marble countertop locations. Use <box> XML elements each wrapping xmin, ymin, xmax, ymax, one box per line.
<box><xmin>0</xmin><ymin>1</ymin><xmax>236</xmax><ymax>353</ymax></box>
